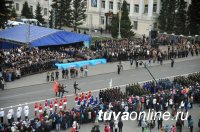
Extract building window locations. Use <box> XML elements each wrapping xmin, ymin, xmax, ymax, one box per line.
<box><xmin>153</xmin><ymin>22</ymin><xmax>157</xmax><ymax>29</ymax></box>
<box><xmin>30</xmin><ymin>6</ymin><xmax>33</xmax><ymax>13</ymax></box>
<box><xmin>144</xmin><ymin>5</ymin><xmax>148</xmax><ymax>13</ymax></box>
<box><xmin>133</xmin><ymin>21</ymin><xmax>138</xmax><ymax>30</ymax></box>
<box><xmin>44</xmin><ymin>8</ymin><xmax>47</xmax><ymax>16</ymax></box>
<box><xmin>127</xmin><ymin>4</ymin><xmax>130</xmax><ymax>12</ymax></box>
<box><xmin>108</xmin><ymin>17</ymin><xmax>112</xmax><ymax>25</ymax></box>
<box><xmin>101</xmin><ymin>16</ymin><xmax>104</xmax><ymax>25</ymax></box>
<box><xmin>153</xmin><ymin>4</ymin><xmax>157</xmax><ymax>12</ymax></box>
<box><xmin>134</xmin><ymin>4</ymin><xmax>139</xmax><ymax>13</ymax></box>
<box><xmin>16</xmin><ymin>3</ymin><xmax>19</xmax><ymax>11</ymax></box>
<box><xmin>101</xmin><ymin>1</ymin><xmax>105</xmax><ymax>8</ymax></box>
<box><xmin>118</xmin><ymin>2</ymin><xmax>121</xmax><ymax>10</ymax></box>
<box><xmin>91</xmin><ymin>0</ymin><xmax>97</xmax><ymax>7</ymax></box>
<box><xmin>109</xmin><ymin>1</ymin><xmax>113</xmax><ymax>10</ymax></box>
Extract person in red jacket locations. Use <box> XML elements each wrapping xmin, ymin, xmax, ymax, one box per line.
<box><xmin>39</xmin><ymin>103</ymin><xmax>43</xmax><ymax>113</ymax></box>
<box><xmin>63</xmin><ymin>96</ymin><xmax>67</xmax><ymax>110</ymax></box>
<box><xmin>50</xmin><ymin>101</ymin><xmax>53</xmax><ymax>113</ymax></box>
<box><xmin>75</xmin><ymin>94</ymin><xmax>79</xmax><ymax>103</ymax></box>
<box><xmin>59</xmin><ymin>99</ymin><xmax>63</xmax><ymax>111</ymax></box>
<box><xmin>39</xmin><ymin>103</ymin><xmax>43</xmax><ymax>119</ymax></box>
<box><xmin>44</xmin><ymin>100</ymin><xmax>48</xmax><ymax>110</ymax></box>
<box><xmin>34</xmin><ymin>102</ymin><xmax>38</xmax><ymax>117</ymax></box>
<box><xmin>54</xmin><ymin>81</ymin><xmax>58</xmax><ymax>97</ymax></box>
<box><xmin>54</xmin><ymin>98</ymin><xmax>58</xmax><ymax>111</ymax></box>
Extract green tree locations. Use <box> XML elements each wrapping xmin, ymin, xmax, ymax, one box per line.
<box><xmin>21</xmin><ymin>1</ymin><xmax>33</xmax><ymax>18</ymax></box>
<box><xmin>174</xmin><ymin>0</ymin><xmax>187</xmax><ymax>35</ymax></box>
<box><xmin>63</xmin><ymin>0</ymin><xmax>72</xmax><ymax>27</ymax></box>
<box><xmin>120</xmin><ymin>0</ymin><xmax>134</xmax><ymax>38</ymax></box>
<box><xmin>0</xmin><ymin>0</ymin><xmax>11</xmax><ymax>28</ymax></box>
<box><xmin>158</xmin><ymin>0</ymin><xmax>168</xmax><ymax>32</ymax></box>
<box><xmin>10</xmin><ymin>7</ymin><xmax>17</xmax><ymax>19</ymax></box>
<box><xmin>187</xmin><ymin>0</ymin><xmax>200</xmax><ymax>35</ymax></box>
<box><xmin>35</xmin><ymin>2</ymin><xmax>45</xmax><ymax>24</ymax></box>
<box><xmin>166</xmin><ymin>0</ymin><xmax>176</xmax><ymax>33</ymax></box>
<box><xmin>49</xmin><ymin>10</ymin><xmax>53</xmax><ymax>28</ymax></box>
<box><xmin>51</xmin><ymin>0</ymin><xmax>60</xmax><ymax>29</ymax></box>
<box><xmin>110</xmin><ymin>14</ymin><xmax>119</xmax><ymax>38</ymax></box>
<box><xmin>71</xmin><ymin>0</ymin><xmax>86</xmax><ymax>31</ymax></box>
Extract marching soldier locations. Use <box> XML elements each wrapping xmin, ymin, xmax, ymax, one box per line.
<box><xmin>117</xmin><ymin>61</ymin><xmax>123</xmax><ymax>74</ymax></box>
<box><xmin>74</xmin><ymin>81</ymin><xmax>80</xmax><ymax>94</ymax></box>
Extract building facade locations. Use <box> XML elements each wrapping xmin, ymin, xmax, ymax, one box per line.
<box><xmin>13</xmin><ymin>0</ymin><xmax>162</xmax><ymax>36</ymax></box>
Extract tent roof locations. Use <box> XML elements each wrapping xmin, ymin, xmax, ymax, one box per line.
<box><xmin>0</xmin><ymin>25</ymin><xmax>91</xmax><ymax>47</ymax></box>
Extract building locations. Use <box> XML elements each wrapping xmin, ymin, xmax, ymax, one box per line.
<box><xmin>13</xmin><ymin>0</ymin><xmax>190</xmax><ymax>36</ymax></box>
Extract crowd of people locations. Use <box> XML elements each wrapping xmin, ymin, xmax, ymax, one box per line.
<box><xmin>1</xmin><ymin>37</ymin><xmax>199</xmax><ymax>84</ymax></box>
<box><xmin>0</xmin><ymin>46</ymin><xmax>99</xmax><ymax>83</ymax></box>
<box><xmin>0</xmin><ymin>72</ymin><xmax>200</xmax><ymax>132</ymax></box>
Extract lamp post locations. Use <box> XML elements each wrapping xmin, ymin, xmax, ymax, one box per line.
<box><xmin>118</xmin><ymin>0</ymin><xmax>122</xmax><ymax>39</ymax></box>
<box><xmin>139</xmin><ymin>61</ymin><xmax>158</xmax><ymax>92</ymax></box>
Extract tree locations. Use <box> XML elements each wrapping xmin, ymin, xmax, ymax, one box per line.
<box><xmin>174</xmin><ymin>0</ymin><xmax>187</xmax><ymax>35</ymax></box>
<box><xmin>21</xmin><ymin>1</ymin><xmax>33</xmax><ymax>18</ymax></box>
<box><xmin>0</xmin><ymin>0</ymin><xmax>11</xmax><ymax>29</ymax></box>
<box><xmin>51</xmin><ymin>0</ymin><xmax>60</xmax><ymax>29</ymax></box>
<box><xmin>158</xmin><ymin>0</ymin><xmax>168</xmax><ymax>32</ymax></box>
<box><xmin>35</xmin><ymin>2</ymin><xmax>45</xmax><ymax>24</ymax></box>
<box><xmin>166</xmin><ymin>0</ymin><xmax>177</xmax><ymax>33</ymax></box>
<box><xmin>10</xmin><ymin>7</ymin><xmax>17</xmax><ymax>19</ymax></box>
<box><xmin>49</xmin><ymin>10</ymin><xmax>53</xmax><ymax>28</ymax></box>
<box><xmin>63</xmin><ymin>0</ymin><xmax>72</xmax><ymax>27</ymax></box>
<box><xmin>71</xmin><ymin>0</ymin><xmax>86</xmax><ymax>31</ymax></box>
<box><xmin>120</xmin><ymin>0</ymin><xmax>134</xmax><ymax>38</ymax></box>
<box><xmin>110</xmin><ymin>14</ymin><xmax>119</xmax><ymax>38</ymax></box>
<box><xmin>187</xmin><ymin>0</ymin><xmax>200</xmax><ymax>35</ymax></box>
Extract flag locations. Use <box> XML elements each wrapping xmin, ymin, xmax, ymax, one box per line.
<box><xmin>109</xmin><ymin>79</ymin><xmax>112</xmax><ymax>88</ymax></box>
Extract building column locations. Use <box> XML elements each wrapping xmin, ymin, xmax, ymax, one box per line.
<box><xmin>113</xmin><ymin>0</ymin><xmax>117</xmax><ymax>14</ymax></box>
<box><xmin>105</xmin><ymin>0</ymin><xmax>109</xmax><ymax>13</ymax></box>
<box><xmin>148</xmin><ymin>0</ymin><xmax>153</xmax><ymax>17</ymax></box>
<box><xmin>88</xmin><ymin>14</ymin><xmax>92</xmax><ymax>34</ymax></box>
<box><xmin>139</xmin><ymin>0</ymin><xmax>144</xmax><ymax>16</ymax></box>
<box><xmin>97</xmin><ymin>0</ymin><xmax>101</xmax><ymax>12</ymax></box>
<box><xmin>130</xmin><ymin>0</ymin><xmax>134</xmax><ymax>16</ymax></box>
<box><xmin>88</xmin><ymin>0</ymin><xmax>91</xmax><ymax>10</ymax></box>
<box><xmin>156</xmin><ymin>0</ymin><xmax>160</xmax><ymax>14</ymax></box>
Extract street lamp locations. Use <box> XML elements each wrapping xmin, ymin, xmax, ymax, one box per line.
<box><xmin>139</xmin><ymin>61</ymin><xmax>158</xmax><ymax>93</ymax></box>
<box><xmin>118</xmin><ymin>0</ymin><xmax>122</xmax><ymax>39</ymax></box>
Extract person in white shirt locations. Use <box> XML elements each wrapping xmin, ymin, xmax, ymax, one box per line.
<box><xmin>23</xmin><ymin>105</ymin><xmax>29</xmax><ymax>120</ymax></box>
<box><xmin>7</xmin><ymin>111</ymin><xmax>12</xmax><ymax>125</ymax></box>
<box><xmin>169</xmin><ymin>98</ymin><xmax>173</xmax><ymax>109</ymax></box>
<box><xmin>16</xmin><ymin>106</ymin><xmax>22</xmax><ymax>121</ymax></box>
<box><xmin>153</xmin><ymin>98</ymin><xmax>157</xmax><ymax>109</ymax></box>
<box><xmin>180</xmin><ymin>100</ymin><xmax>185</xmax><ymax>111</ymax></box>
<box><xmin>114</xmin><ymin>120</ymin><xmax>118</xmax><ymax>132</ymax></box>
<box><xmin>124</xmin><ymin>105</ymin><xmax>129</xmax><ymax>112</ymax></box>
<box><xmin>0</xmin><ymin>108</ymin><xmax>4</xmax><ymax>123</ymax></box>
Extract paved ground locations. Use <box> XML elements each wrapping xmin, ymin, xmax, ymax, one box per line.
<box><xmin>0</xmin><ymin>56</ymin><xmax>200</xmax><ymax>131</ymax></box>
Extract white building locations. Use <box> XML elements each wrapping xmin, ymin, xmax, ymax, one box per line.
<box><xmin>13</xmin><ymin>0</ymin><xmax>178</xmax><ymax>36</ymax></box>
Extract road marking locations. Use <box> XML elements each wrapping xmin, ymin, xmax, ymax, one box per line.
<box><xmin>0</xmin><ymin>72</ymin><xmax>198</xmax><ymax>110</ymax></box>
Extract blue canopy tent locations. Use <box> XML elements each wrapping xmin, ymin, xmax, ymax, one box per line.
<box><xmin>0</xmin><ymin>25</ymin><xmax>91</xmax><ymax>49</ymax></box>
